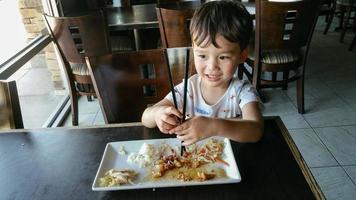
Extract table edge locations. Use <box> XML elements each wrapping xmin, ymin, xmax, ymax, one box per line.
<box><xmin>0</xmin><ymin>122</ymin><xmax>142</xmax><ymax>133</ymax></box>
<box><xmin>271</xmin><ymin>116</ymin><xmax>326</xmax><ymax>200</ymax></box>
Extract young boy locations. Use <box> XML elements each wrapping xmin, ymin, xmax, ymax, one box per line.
<box><xmin>142</xmin><ymin>0</ymin><xmax>263</xmax><ymax>145</ymax></box>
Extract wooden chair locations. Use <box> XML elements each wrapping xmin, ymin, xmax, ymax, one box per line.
<box><xmin>320</xmin><ymin>0</ymin><xmax>337</xmax><ymax>34</ymax></box>
<box><xmin>165</xmin><ymin>47</ymin><xmax>196</xmax><ymax>85</ymax></box>
<box><xmin>0</xmin><ymin>81</ymin><xmax>23</xmax><ymax>130</ymax></box>
<box><xmin>323</xmin><ymin>0</ymin><xmax>356</xmax><ymax>36</ymax></box>
<box><xmin>239</xmin><ymin>0</ymin><xmax>322</xmax><ymax>114</ymax></box>
<box><xmin>339</xmin><ymin>0</ymin><xmax>356</xmax><ymax>43</ymax></box>
<box><xmin>85</xmin><ymin>49</ymin><xmax>171</xmax><ymax>123</ymax></box>
<box><xmin>349</xmin><ymin>31</ymin><xmax>356</xmax><ymax>50</ymax></box>
<box><xmin>156</xmin><ymin>1</ymin><xmax>200</xmax><ymax>48</ymax></box>
<box><xmin>43</xmin><ymin>10</ymin><xmax>133</xmax><ymax>126</ymax></box>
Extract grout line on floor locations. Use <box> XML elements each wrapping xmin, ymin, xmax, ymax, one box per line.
<box><xmin>340</xmin><ymin>164</ymin><xmax>356</xmax><ymax>167</ymax></box>
<box><xmin>90</xmin><ymin>109</ymin><xmax>100</xmax><ymax>125</ymax></box>
<box><xmin>287</xmin><ymin>124</ymin><xmax>356</xmax><ymax>130</ymax></box>
<box><xmin>91</xmin><ymin>107</ymin><xmax>101</xmax><ymax>125</ymax></box>
<box><xmin>309</xmin><ymin>165</ymin><xmax>341</xmax><ymax>169</ymax></box>
<box><xmin>300</xmin><ymin>124</ymin><xmax>356</xmax><ymax>129</ymax></box>
<box><xmin>341</xmin><ymin>165</ymin><xmax>356</xmax><ymax>186</ymax></box>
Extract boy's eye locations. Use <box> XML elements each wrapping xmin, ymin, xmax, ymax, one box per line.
<box><xmin>219</xmin><ymin>56</ymin><xmax>230</xmax><ymax>60</ymax></box>
<box><xmin>198</xmin><ymin>55</ymin><xmax>206</xmax><ymax>59</ymax></box>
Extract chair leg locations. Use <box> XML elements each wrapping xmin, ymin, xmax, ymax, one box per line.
<box><xmin>258</xmin><ymin>90</ymin><xmax>267</xmax><ymax>103</ymax></box>
<box><xmin>87</xmin><ymin>95</ymin><xmax>93</xmax><ymax>101</ymax></box>
<box><xmin>349</xmin><ymin>32</ymin><xmax>356</xmax><ymax>51</ymax></box>
<box><xmin>282</xmin><ymin>71</ymin><xmax>289</xmax><ymax>90</ymax></box>
<box><xmin>324</xmin><ymin>10</ymin><xmax>335</xmax><ymax>34</ymax></box>
<box><xmin>71</xmin><ymin>93</ymin><xmax>79</xmax><ymax>126</ymax></box>
<box><xmin>325</xmin><ymin>13</ymin><xmax>329</xmax><ymax>23</ymax></box>
<box><xmin>296</xmin><ymin>78</ymin><xmax>305</xmax><ymax>114</ymax></box>
<box><xmin>272</xmin><ymin>72</ymin><xmax>277</xmax><ymax>81</ymax></box>
<box><xmin>340</xmin><ymin>5</ymin><xmax>352</xmax><ymax>43</ymax></box>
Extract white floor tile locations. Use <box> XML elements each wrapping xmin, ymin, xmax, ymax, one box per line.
<box><xmin>64</xmin><ymin>113</ymin><xmax>97</xmax><ymax>127</ymax></box>
<box><xmin>303</xmin><ymin>106</ymin><xmax>356</xmax><ymax>127</ymax></box>
<box><xmin>279</xmin><ymin>114</ymin><xmax>310</xmax><ymax>129</ymax></box>
<box><xmin>290</xmin><ymin>129</ymin><xmax>338</xmax><ymax>167</ymax></box>
<box><xmin>315</xmin><ymin>127</ymin><xmax>356</xmax><ymax>165</ymax></box>
<box><xmin>311</xmin><ymin>167</ymin><xmax>356</xmax><ymax>200</ymax></box>
<box><xmin>262</xmin><ymin>101</ymin><xmax>298</xmax><ymax>116</ymax></box>
<box><xmin>78</xmin><ymin>96</ymin><xmax>101</xmax><ymax>115</ymax></box>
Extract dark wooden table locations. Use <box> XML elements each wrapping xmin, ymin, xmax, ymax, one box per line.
<box><xmin>106</xmin><ymin>2</ymin><xmax>255</xmax><ymax>49</ymax></box>
<box><xmin>0</xmin><ymin>117</ymin><xmax>324</xmax><ymax>200</ymax></box>
<box><xmin>106</xmin><ymin>2</ymin><xmax>256</xmax><ymax>31</ymax></box>
<box><xmin>107</xmin><ymin>3</ymin><xmax>158</xmax><ymax>31</ymax></box>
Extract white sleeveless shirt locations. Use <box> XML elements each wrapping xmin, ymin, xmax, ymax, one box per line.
<box><xmin>165</xmin><ymin>74</ymin><xmax>262</xmax><ymax>119</ymax></box>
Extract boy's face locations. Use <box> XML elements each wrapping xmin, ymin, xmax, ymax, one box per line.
<box><xmin>192</xmin><ymin>34</ymin><xmax>248</xmax><ymax>89</ymax></box>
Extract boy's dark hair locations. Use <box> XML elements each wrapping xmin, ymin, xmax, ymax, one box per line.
<box><xmin>190</xmin><ymin>0</ymin><xmax>253</xmax><ymax>50</ymax></box>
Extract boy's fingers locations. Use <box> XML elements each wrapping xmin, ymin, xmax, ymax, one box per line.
<box><xmin>158</xmin><ymin>124</ymin><xmax>170</xmax><ymax>133</ymax></box>
<box><xmin>169</xmin><ymin>121</ymin><xmax>189</xmax><ymax>134</ymax></box>
<box><xmin>166</xmin><ymin>107</ymin><xmax>183</xmax><ymax>119</ymax></box>
<box><xmin>162</xmin><ymin>117</ymin><xmax>178</xmax><ymax>126</ymax></box>
<box><xmin>169</xmin><ymin>125</ymin><xmax>184</xmax><ymax>134</ymax></box>
<box><xmin>158</xmin><ymin>127</ymin><xmax>168</xmax><ymax>134</ymax></box>
<box><xmin>159</xmin><ymin>122</ymin><xmax>176</xmax><ymax>134</ymax></box>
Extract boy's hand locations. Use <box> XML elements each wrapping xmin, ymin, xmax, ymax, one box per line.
<box><xmin>169</xmin><ymin>116</ymin><xmax>215</xmax><ymax>146</ymax></box>
<box><xmin>155</xmin><ymin>106</ymin><xmax>182</xmax><ymax>134</ymax></box>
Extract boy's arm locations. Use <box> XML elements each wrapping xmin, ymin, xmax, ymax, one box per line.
<box><xmin>215</xmin><ymin>101</ymin><xmax>264</xmax><ymax>142</ymax></box>
<box><xmin>141</xmin><ymin>99</ymin><xmax>181</xmax><ymax>131</ymax></box>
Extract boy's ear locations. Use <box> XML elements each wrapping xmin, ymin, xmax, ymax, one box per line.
<box><xmin>239</xmin><ymin>48</ymin><xmax>249</xmax><ymax>63</ymax></box>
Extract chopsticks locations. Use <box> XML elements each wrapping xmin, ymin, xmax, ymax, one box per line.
<box><xmin>164</xmin><ymin>48</ymin><xmax>190</xmax><ymax>156</ymax></box>
<box><xmin>182</xmin><ymin>49</ymin><xmax>190</xmax><ymax>122</ymax></box>
<box><xmin>180</xmin><ymin>48</ymin><xmax>190</xmax><ymax>155</ymax></box>
<box><xmin>164</xmin><ymin>49</ymin><xmax>178</xmax><ymax>109</ymax></box>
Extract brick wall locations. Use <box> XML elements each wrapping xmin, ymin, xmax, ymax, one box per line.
<box><xmin>18</xmin><ymin>0</ymin><xmax>65</xmax><ymax>93</ymax></box>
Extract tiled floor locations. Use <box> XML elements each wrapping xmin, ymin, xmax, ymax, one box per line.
<box><xmin>54</xmin><ymin>19</ymin><xmax>356</xmax><ymax>199</ymax></box>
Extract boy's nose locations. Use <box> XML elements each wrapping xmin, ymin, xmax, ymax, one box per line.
<box><xmin>207</xmin><ymin>58</ymin><xmax>218</xmax><ymax>71</ymax></box>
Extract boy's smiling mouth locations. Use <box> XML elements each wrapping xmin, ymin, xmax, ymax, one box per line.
<box><xmin>206</xmin><ymin>74</ymin><xmax>221</xmax><ymax>81</ymax></box>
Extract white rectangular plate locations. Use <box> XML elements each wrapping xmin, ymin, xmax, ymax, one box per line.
<box><xmin>92</xmin><ymin>137</ymin><xmax>241</xmax><ymax>191</ymax></box>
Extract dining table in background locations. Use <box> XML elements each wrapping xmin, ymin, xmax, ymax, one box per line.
<box><xmin>106</xmin><ymin>3</ymin><xmax>158</xmax><ymax>31</ymax></box>
<box><xmin>106</xmin><ymin>1</ymin><xmax>256</xmax><ymax>49</ymax></box>
<box><xmin>106</xmin><ymin>3</ymin><xmax>158</xmax><ymax>49</ymax></box>
<box><xmin>0</xmin><ymin>117</ymin><xmax>324</xmax><ymax>200</ymax></box>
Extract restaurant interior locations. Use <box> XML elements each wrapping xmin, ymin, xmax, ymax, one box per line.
<box><xmin>1</xmin><ymin>0</ymin><xmax>356</xmax><ymax>199</ymax></box>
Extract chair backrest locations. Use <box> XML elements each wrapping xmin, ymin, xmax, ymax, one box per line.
<box><xmin>166</xmin><ymin>47</ymin><xmax>196</xmax><ymax>85</ymax></box>
<box><xmin>0</xmin><ymin>81</ymin><xmax>23</xmax><ymax>130</ymax></box>
<box><xmin>256</xmin><ymin>0</ymin><xmax>322</xmax><ymax>53</ymax></box>
<box><xmin>156</xmin><ymin>1</ymin><xmax>201</xmax><ymax>48</ymax></box>
<box><xmin>86</xmin><ymin>49</ymin><xmax>171</xmax><ymax>123</ymax></box>
<box><xmin>43</xmin><ymin>10</ymin><xmax>111</xmax><ymax>64</ymax></box>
